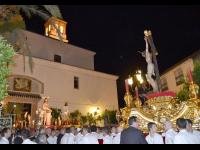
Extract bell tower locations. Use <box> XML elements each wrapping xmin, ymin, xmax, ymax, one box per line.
<box><xmin>44</xmin><ymin>17</ymin><xmax>68</xmax><ymax>43</ymax></box>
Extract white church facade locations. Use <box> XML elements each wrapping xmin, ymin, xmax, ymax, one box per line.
<box><xmin>4</xmin><ymin>17</ymin><xmax>119</xmax><ymax>122</ymax></box>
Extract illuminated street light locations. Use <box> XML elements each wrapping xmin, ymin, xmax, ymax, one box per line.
<box><xmin>96</xmin><ymin>107</ymin><xmax>100</xmax><ymax>114</ymax></box>
<box><xmin>89</xmin><ymin>106</ymin><xmax>101</xmax><ymax>116</ymax></box>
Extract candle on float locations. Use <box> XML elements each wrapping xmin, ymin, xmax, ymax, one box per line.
<box><xmin>125</xmin><ymin>79</ymin><xmax>130</xmax><ymax>94</ymax></box>
<box><xmin>135</xmin><ymin>86</ymin><xmax>139</xmax><ymax>99</ymax></box>
<box><xmin>187</xmin><ymin>68</ymin><xmax>193</xmax><ymax>83</ymax></box>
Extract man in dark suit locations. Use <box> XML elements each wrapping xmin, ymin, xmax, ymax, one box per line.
<box><xmin>120</xmin><ymin>116</ymin><xmax>148</xmax><ymax>144</ymax></box>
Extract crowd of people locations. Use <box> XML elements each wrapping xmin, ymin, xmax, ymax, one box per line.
<box><xmin>0</xmin><ymin>117</ymin><xmax>200</xmax><ymax>144</ymax></box>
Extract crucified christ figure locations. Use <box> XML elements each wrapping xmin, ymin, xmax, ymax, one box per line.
<box><xmin>138</xmin><ymin>37</ymin><xmax>158</xmax><ymax>92</ymax></box>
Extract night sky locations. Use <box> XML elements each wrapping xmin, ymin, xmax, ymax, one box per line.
<box><xmin>24</xmin><ymin>5</ymin><xmax>200</xmax><ymax>108</ymax></box>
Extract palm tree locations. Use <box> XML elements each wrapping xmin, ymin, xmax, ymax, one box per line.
<box><xmin>0</xmin><ymin>5</ymin><xmax>62</xmax><ymax>24</ymax></box>
<box><xmin>0</xmin><ymin>5</ymin><xmax>63</xmax><ymax>72</ymax></box>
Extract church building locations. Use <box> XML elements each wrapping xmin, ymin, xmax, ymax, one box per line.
<box><xmin>3</xmin><ymin>17</ymin><xmax>119</xmax><ymax>124</ymax></box>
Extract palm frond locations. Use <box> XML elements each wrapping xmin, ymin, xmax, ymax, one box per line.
<box><xmin>18</xmin><ymin>5</ymin><xmax>50</xmax><ymax>20</ymax></box>
<box><xmin>17</xmin><ymin>5</ymin><xmax>32</xmax><ymax>18</ymax></box>
<box><xmin>42</xmin><ymin>5</ymin><xmax>63</xmax><ymax>19</ymax></box>
<box><xmin>9</xmin><ymin>28</ymin><xmax>34</xmax><ymax>73</ymax></box>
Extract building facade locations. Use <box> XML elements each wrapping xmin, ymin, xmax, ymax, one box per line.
<box><xmin>3</xmin><ymin>18</ymin><xmax>118</xmax><ymax>124</ymax></box>
<box><xmin>160</xmin><ymin>50</ymin><xmax>200</xmax><ymax>93</ymax></box>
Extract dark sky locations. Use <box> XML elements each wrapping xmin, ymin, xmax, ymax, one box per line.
<box><xmin>24</xmin><ymin>5</ymin><xmax>200</xmax><ymax>108</ymax></box>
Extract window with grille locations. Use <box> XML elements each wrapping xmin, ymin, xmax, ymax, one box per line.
<box><xmin>160</xmin><ymin>78</ymin><xmax>168</xmax><ymax>91</ymax></box>
<box><xmin>74</xmin><ymin>77</ymin><xmax>79</xmax><ymax>89</ymax></box>
<box><xmin>54</xmin><ymin>55</ymin><xmax>61</xmax><ymax>63</ymax></box>
<box><xmin>174</xmin><ymin>68</ymin><xmax>184</xmax><ymax>86</ymax></box>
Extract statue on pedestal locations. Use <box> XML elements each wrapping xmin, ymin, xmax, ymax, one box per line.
<box><xmin>62</xmin><ymin>102</ymin><xmax>70</xmax><ymax>125</ymax></box>
<box><xmin>42</xmin><ymin>98</ymin><xmax>52</xmax><ymax>126</ymax></box>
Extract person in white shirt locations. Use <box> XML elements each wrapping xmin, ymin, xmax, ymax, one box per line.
<box><xmin>163</xmin><ymin>120</ymin><xmax>177</xmax><ymax>144</ymax></box>
<box><xmin>97</xmin><ymin>127</ymin><xmax>103</xmax><ymax>140</ymax></box>
<box><xmin>112</xmin><ymin>126</ymin><xmax>123</xmax><ymax>144</ymax></box>
<box><xmin>75</xmin><ymin>128</ymin><xmax>83</xmax><ymax>144</ymax></box>
<box><xmin>90</xmin><ymin>126</ymin><xmax>99</xmax><ymax>140</ymax></box>
<box><xmin>60</xmin><ymin>127</ymin><xmax>76</xmax><ymax>144</ymax></box>
<box><xmin>39</xmin><ymin>127</ymin><xmax>46</xmax><ymax>135</ymax></box>
<box><xmin>60</xmin><ymin>128</ymin><xmax>70</xmax><ymax>144</ymax></box>
<box><xmin>78</xmin><ymin>126</ymin><xmax>99</xmax><ymax>144</ymax></box>
<box><xmin>21</xmin><ymin>129</ymin><xmax>37</xmax><ymax>144</ymax></box>
<box><xmin>0</xmin><ymin>128</ymin><xmax>11</xmax><ymax>144</ymax></box>
<box><xmin>145</xmin><ymin>122</ymin><xmax>164</xmax><ymax>144</ymax></box>
<box><xmin>185</xmin><ymin>119</ymin><xmax>200</xmax><ymax>144</ymax></box>
<box><xmin>174</xmin><ymin>118</ymin><xmax>199</xmax><ymax>144</ymax></box>
<box><xmin>102</xmin><ymin>127</ymin><xmax>112</xmax><ymax>144</ymax></box>
<box><xmin>47</xmin><ymin>130</ymin><xmax>57</xmax><ymax>144</ymax></box>
<box><xmin>66</xmin><ymin>127</ymin><xmax>76</xmax><ymax>144</ymax></box>
<box><xmin>110</xmin><ymin>127</ymin><xmax>116</xmax><ymax>139</ymax></box>
<box><xmin>37</xmin><ymin>134</ymin><xmax>47</xmax><ymax>144</ymax></box>
<box><xmin>57</xmin><ymin>128</ymin><xmax>65</xmax><ymax>144</ymax></box>
<box><xmin>186</xmin><ymin>119</ymin><xmax>200</xmax><ymax>137</ymax></box>
<box><xmin>45</xmin><ymin>128</ymin><xmax>52</xmax><ymax>138</ymax></box>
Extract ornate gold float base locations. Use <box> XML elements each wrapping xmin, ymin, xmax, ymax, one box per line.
<box><xmin>120</xmin><ymin>97</ymin><xmax>200</xmax><ymax>132</ymax></box>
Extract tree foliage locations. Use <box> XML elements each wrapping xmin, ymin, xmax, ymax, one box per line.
<box><xmin>51</xmin><ymin>108</ymin><xmax>62</xmax><ymax>125</ymax></box>
<box><xmin>0</xmin><ymin>36</ymin><xmax>15</xmax><ymax>101</ymax></box>
<box><xmin>70</xmin><ymin>110</ymin><xmax>81</xmax><ymax>125</ymax></box>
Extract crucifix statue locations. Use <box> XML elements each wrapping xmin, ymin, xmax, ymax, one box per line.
<box><xmin>139</xmin><ymin>30</ymin><xmax>160</xmax><ymax>92</ymax></box>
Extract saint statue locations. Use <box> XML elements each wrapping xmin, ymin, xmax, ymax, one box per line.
<box><xmin>42</xmin><ymin>98</ymin><xmax>52</xmax><ymax>126</ymax></box>
<box><xmin>62</xmin><ymin>102</ymin><xmax>70</xmax><ymax>124</ymax></box>
<box><xmin>139</xmin><ymin>37</ymin><xmax>158</xmax><ymax>92</ymax></box>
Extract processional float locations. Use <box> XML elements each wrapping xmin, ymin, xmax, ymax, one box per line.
<box><xmin>120</xmin><ymin>30</ymin><xmax>200</xmax><ymax>132</ymax></box>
